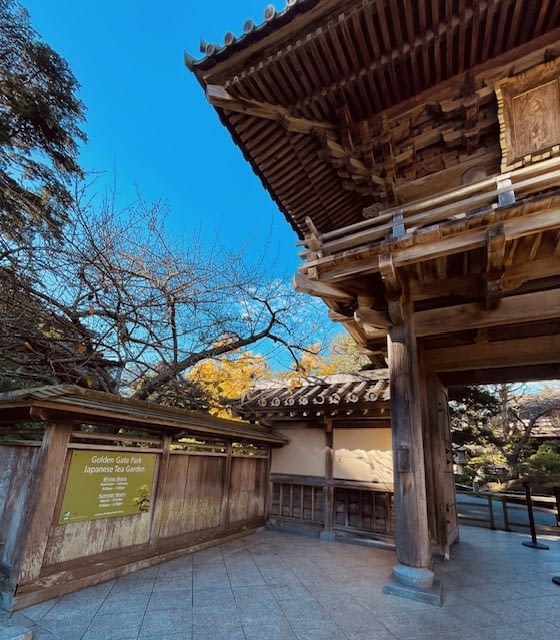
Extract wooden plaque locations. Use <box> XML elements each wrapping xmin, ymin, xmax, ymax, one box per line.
<box><xmin>495</xmin><ymin>57</ymin><xmax>560</xmax><ymax>172</ymax></box>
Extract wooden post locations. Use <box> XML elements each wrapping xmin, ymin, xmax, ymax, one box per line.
<box><xmin>382</xmin><ymin>297</ymin><xmax>443</xmax><ymax>604</ymax></box>
<box><xmin>15</xmin><ymin>419</ymin><xmax>73</xmax><ymax>588</ymax></box>
<box><xmin>321</xmin><ymin>418</ymin><xmax>335</xmax><ymax>541</ymax></box>
<box><xmin>420</xmin><ymin>363</ymin><xmax>458</xmax><ymax>558</ymax></box>
<box><xmin>150</xmin><ymin>435</ymin><xmax>172</xmax><ymax>545</ymax></box>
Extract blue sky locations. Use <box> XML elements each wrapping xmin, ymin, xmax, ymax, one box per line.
<box><xmin>23</xmin><ymin>0</ymin><xmax>300</xmax><ymax>275</ymax></box>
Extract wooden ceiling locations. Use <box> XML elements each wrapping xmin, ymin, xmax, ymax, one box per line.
<box><xmin>190</xmin><ymin>0</ymin><xmax>560</xmax><ymax>384</ymax></box>
<box><xmin>190</xmin><ymin>0</ymin><xmax>560</xmax><ymax>238</ymax></box>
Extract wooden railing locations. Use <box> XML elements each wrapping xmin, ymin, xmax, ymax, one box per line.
<box><xmin>269</xmin><ymin>474</ymin><xmax>394</xmax><ymax>538</ymax></box>
<box><xmin>300</xmin><ymin>155</ymin><xmax>560</xmax><ymax>259</ymax></box>
<box><xmin>456</xmin><ymin>487</ymin><xmax>560</xmax><ymax>536</ymax></box>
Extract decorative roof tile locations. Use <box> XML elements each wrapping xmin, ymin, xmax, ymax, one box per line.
<box><xmin>236</xmin><ymin>370</ymin><xmax>390</xmax><ymax>422</ymax></box>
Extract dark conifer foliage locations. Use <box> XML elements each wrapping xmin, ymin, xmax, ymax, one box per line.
<box><xmin>0</xmin><ymin>0</ymin><xmax>86</xmax><ymax>240</ymax></box>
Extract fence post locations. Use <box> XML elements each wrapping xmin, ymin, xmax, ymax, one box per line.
<box><xmin>521</xmin><ymin>482</ymin><xmax>549</xmax><ymax>550</ymax></box>
<box><xmin>487</xmin><ymin>495</ymin><xmax>496</xmax><ymax>530</ymax></box>
<box><xmin>501</xmin><ymin>497</ymin><xmax>511</xmax><ymax>531</ymax></box>
<box><xmin>553</xmin><ymin>486</ymin><xmax>560</xmax><ymax>527</ymax></box>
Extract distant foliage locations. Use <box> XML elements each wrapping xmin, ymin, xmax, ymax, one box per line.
<box><xmin>450</xmin><ymin>383</ymin><xmax>560</xmax><ymax>488</ymax></box>
<box><xmin>187</xmin><ymin>352</ymin><xmax>272</xmax><ymax>419</ymax></box>
<box><xmin>0</xmin><ymin>0</ymin><xmax>86</xmax><ymax>240</ymax></box>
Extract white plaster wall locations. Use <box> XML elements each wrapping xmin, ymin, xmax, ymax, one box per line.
<box><xmin>270</xmin><ymin>427</ymin><xmax>325</xmax><ymax>477</ymax></box>
<box><xmin>333</xmin><ymin>428</ymin><xmax>393</xmax><ymax>482</ymax></box>
<box><xmin>334</xmin><ymin>428</ymin><xmax>392</xmax><ymax>452</ymax></box>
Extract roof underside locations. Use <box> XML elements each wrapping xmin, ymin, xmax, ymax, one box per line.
<box><xmin>0</xmin><ymin>385</ymin><xmax>287</xmax><ymax>445</ymax></box>
<box><xmin>191</xmin><ymin>0</ymin><xmax>560</xmax><ymax>238</ymax></box>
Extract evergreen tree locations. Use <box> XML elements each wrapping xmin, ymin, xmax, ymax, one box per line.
<box><xmin>0</xmin><ymin>0</ymin><xmax>86</xmax><ymax>241</ymax></box>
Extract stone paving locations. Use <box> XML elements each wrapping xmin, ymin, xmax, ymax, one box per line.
<box><xmin>1</xmin><ymin>525</ymin><xmax>559</xmax><ymax>640</ymax></box>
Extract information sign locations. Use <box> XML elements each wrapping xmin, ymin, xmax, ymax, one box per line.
<box><xmin>58</xmin><ymin>450</ymin><xmax>157</xmax><ymax>525</ymax></box>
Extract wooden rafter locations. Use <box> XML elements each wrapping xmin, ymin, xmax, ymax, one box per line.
<box><xmin>292</xmin><ymin>273</ymin><xmax>354</xmax><ymax>304</ymax></box>
<box><xmin>205</xmin><ymin>84</ymin><xmax>335</xmax><ymax>135</ymax></box>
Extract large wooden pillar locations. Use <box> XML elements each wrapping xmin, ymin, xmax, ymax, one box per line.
<box><xmin>388</xmin><ymin>302</ymin><xmax>431</xmax><ymax>570</ymax></box>
<box><xmin>380</xmin><ymin>255</ymin><xmax>440</xmax><ymax>603</ymax></box>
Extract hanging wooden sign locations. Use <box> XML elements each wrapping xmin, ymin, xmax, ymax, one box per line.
<box><xmin>495</xmin><ymin>57</ymin><xmax>560</xmax><ymax>172</ymax></box>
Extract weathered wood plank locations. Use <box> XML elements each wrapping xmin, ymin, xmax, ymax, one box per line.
<box><xmin>227</xmin><ymin>457</ymin><xmax>267</xmax><ymax>524</ymax></box>
<box><xmin>17</xmin><ymin>422</ymin><xmax>73</xmax><ymax>585</ymax></box>
<box><xmin>0</xmin><ymin>446</ymin><xmax>41</xmax><ymax>577</ymax></box>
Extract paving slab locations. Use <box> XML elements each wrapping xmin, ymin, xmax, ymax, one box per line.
<box><xmin>1</xmin><ymin>525</ymin><xmax>559</xmax><ymax>640</ymax></box>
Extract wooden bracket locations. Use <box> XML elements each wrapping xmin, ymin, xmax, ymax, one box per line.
<box><xmin>293</xmin><ymin>273</ymin><xmax>354</xmax><ymax>304</ymax></box>
<box><xmin>379</xmin><ymin>253</ymin><xmax>406</xmax><ymax>324</ymax></box>
<box><xmin>483</xmin><ymin>222</ymin><xmax>506</xmax><ymax>310</ymax></box>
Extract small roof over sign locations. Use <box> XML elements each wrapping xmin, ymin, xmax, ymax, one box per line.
<box><xmin>0</xmin><ymin>384</ymin><xmax>288</xmax><ymax>446</ymax></box>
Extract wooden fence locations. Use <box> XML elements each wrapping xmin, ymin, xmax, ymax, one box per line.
<box><xmin>0</xmin><ymin>386</ymin><xmax>285</xmax><ymax>611</ymax></box>
<box><xmin>456</xmin><ymin>488</ymin><xmax>560</xmax><ymax>536</ymax></box>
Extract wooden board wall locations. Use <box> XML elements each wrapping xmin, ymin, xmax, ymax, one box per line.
<box><xmin>0</xmin><ymin>437</ymin><xmax>270</xmax><ymax>610</ymax></box>
<box><xmin>0</xmin><ymin>445</ymin><xmax>42</xmax><ymax>573</ymax></box>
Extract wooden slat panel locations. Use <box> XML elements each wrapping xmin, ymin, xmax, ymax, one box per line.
<box><xmin>18</xmin><ymin>423</ymin><xmax>73</xmax><ymax>584</ymax></box>
<box><xmin>0</xmin><ymin>446</ymin><xmax>41</xmax><ymax>572</ymax></box>
<box><xmin>227</xmin><ymin>457</ymin><xmax>267</xmax><ymax>524</ymax></box>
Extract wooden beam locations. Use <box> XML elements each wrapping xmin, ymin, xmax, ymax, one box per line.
<box><xmin>483</xmin><ymin>222</ymin><xmax>506</xmax><ymax>310</ymax></box>
<box><xmin>305</xmin><ymin>206</ymin><xmax>560</xmax><ymax>283</ymax></box>
<box><xmin>441</xmin><ymin>364</ymin><xmax>560</xmax><ymax>386</ymax></box>
<box><xmin>354</xmin><ymin>307</ymin><xmax>392</xmax><ymax>329</ymax></box>
<box><xmin>414</xmin><ymin>289</ymin><xmax>560</xmax><ymax>337</ymax></box>
<box><xmin>292</xmin><ymin>273</ymin><xmax>354</xmax><ymax>303</ymax></box>
<box><xmin>206</xmin><ymin>84</ymin><xmax>335</xmax><ymax>135</ymax></box>
<box><xmin>424</xmin><ymin>334</ymin><xmax>560</xmax><ymax>372</ymax></box>
<box><xmin>411</xmin><ymin>255</ymin><xmax>560</xmax><ymax>301</ymax></box>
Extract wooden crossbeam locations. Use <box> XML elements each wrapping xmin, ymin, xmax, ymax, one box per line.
<box><xmin>304</xmin><ymin>207</ymin><xmax>560</xmax><ymax>283</ymax></box>
<box><xmin>292</xmin><ymin>273</ymin><xmax>354</xmax><ymax>303</ymax></box>
<box><xmin>414</xmin><ymin>289</ymin><xmax>560</xmax><ymax>338</ymax></box>
<box><xmin>354</xmin><ymin>307</ymin><xmax>392</xmax><ymax>329</ymax></box>
<box><xmin>424</xmin><ymin>334</ymin><xmax>560</xmax><ymax>372</ymax></box>
<box><xmin>206</xmin><ymin>84</ymin><xmax>335</xmax><ymax>135</ymax></box>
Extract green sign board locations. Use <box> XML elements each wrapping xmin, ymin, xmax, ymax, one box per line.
<box><xmin>58</xmin><ymin>450</ymin><xmax>157</xmax><ymax>525</ymax></box>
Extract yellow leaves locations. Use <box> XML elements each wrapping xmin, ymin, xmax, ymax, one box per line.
<box><xmin>285</xmin><ymin>342</ymin><xmax>335</xmax><ymax>384</ymax></box>
<box><xmin>187</xmin><ymin>352</ymin><xmax>272</xmax><ymax>419</ymax></box>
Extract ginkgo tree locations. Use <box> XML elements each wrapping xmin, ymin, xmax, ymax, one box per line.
<box><xmin>187</xmin><ymin>352</ymin><xmax>272</xmax><ymax>419</ymax></box>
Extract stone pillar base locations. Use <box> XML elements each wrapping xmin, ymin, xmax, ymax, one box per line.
<box><xmin>319</xmin><ymin>531</ymin><xmax>335</xmax><ymax>542</ymax></box>
<box><xmin>383</xmin><ymin>564</ymin><xmax>442</xmax><ymax>606</ymax></box>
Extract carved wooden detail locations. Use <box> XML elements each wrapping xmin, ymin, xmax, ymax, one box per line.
<box><xmin>496</xmin><ymin>57</ymin><xmax>560</xmax><ymax>172</ymax></box>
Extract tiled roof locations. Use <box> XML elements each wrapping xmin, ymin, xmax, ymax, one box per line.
<box><xmin>186</xmin><ymin>0</ymin><xmax>317</xmax><ymax>71</ymax></box>
<box><xmin>236</xmin><ymin>370</ymin><xmax>390</xmax><ymax>422</ymax></box>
